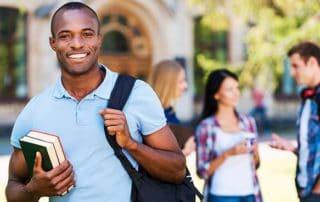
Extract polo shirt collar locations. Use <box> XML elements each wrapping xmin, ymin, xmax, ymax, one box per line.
<box><xmin>94</xmin><ymin>65</ymin><xmax>117</xmax><ymax>100</ymax></box>
<box><xmin>53</xmin><ymin>64</ymin><xmax>117</xmax><ymax>100</ymax></box>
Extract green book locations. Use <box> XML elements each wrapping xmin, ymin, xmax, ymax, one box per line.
<box><xmin>26</xmin><ymin>130</ymin><xmax>66</xmax><ymax>164</ymax></box>
<box><xmin>19</xmin><ymin>131</ymin><xmax>73</xmax><ymax>194</ymax></box>
<box><xmin>19</xmin><ymin>133</ymin><xmax>61</xmax><ymax>176</ymax></box>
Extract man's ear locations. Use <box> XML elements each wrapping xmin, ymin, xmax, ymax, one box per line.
<box><xmin>307</xmin><ymin>56</ymin><xmax>318</xmax><ymax>67</ymax></box>
<box><xmin>49</xmin><ymin>37</ymin><xmax>56</xmax><ymax>51</ymax></box>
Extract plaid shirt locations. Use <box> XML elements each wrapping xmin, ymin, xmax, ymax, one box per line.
<box><xmin>296</xmin><ymin>92</ymin><xmax>320</xmax><ymax>198</ymax></box>
<box><xmin>195</xmin><ymin>113</ymin><xmax>263</xmax><ymax>202</ymax></box>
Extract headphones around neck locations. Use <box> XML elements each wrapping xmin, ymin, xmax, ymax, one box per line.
<box><xmin>300</xmin><ymin>84</ymin><xmax>320</xmax><ymax>100</ymax></box>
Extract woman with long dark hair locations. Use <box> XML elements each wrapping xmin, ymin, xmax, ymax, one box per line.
<box><xmin>196</xmin><ymin>69</ymin><xmax>262</xmax><ymax>202</ymax></box>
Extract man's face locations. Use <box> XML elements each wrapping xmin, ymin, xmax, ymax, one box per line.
<box><xmin>289</xmin><ymin>53</ymin><xmax>314</xmax><ymax>86</ymax></box>
<box><xmin>49</xmin><ymin>9</ymin><xmax>101</xmax><ymax>76</ymax></box>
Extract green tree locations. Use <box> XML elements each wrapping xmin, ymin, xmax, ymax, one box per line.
<box><xmin>190</xmin><ymin>0</ymin><xmax>320</xmax><ymax>95</ymax></box>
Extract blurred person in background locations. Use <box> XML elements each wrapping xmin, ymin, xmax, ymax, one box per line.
<box><xmin>250</xmin><ymin>87</ymin><xmax>270</xmax><ymax>135</ymax></box>
<box><xmin>270</xmin><ymin>41</ymin><xmax>320</xmax><ymax>202</ymax></box>
<box><xmin>148</xmin><ymin>60</ymin><xmax>195</xmax><ymax>156</ymax></box>
<box><xmin>196</xmin><ymin>69</ymin><xmax>262</xmax><ymax>202</ymax></box>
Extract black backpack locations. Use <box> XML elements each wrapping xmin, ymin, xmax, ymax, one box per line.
<box><xmin>104</xmin><ymin>74</ymin><xmax>203</xmax><ymax>202</ymax></box>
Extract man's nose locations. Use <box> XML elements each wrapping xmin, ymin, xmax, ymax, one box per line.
<box><xmin>70</xmin><ymin>35</ymin><xmax>84</xmax><ymax>49</ymax></box>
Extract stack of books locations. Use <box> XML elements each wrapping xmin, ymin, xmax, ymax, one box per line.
<box><xmin>20</xmin><ymin>130</ymin><xmax>74</xmax><ymax>195</ymax></box>
<box><xmin>19</xmin><ymin>130</ymin><xmax>66</xmax><ymax>175</ymax></box>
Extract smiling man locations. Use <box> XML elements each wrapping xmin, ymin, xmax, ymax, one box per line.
<box><xmin>5</xmin><ymin>2</ymin><xmax>185</xmax><ymax>202</ymax></box>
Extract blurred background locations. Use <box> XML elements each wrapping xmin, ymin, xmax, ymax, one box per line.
<box><xmin>2</xmin><ymin>0</ymin><xmax>320</xmax><ymax>201</ymax></box>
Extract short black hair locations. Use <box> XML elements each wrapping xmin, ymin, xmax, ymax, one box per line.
<box><xmin>288</xmin><ymin>41</ymin><xmax>320</xmax><ymax>65</ymax></box>
<box><xmin>50</xmin><ymin>2</ymin><xmax>100</xmax><ymax>37</ymax></box>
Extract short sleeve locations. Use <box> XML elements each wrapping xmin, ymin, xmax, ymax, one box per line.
<box><xmin>10</xmin><ymin>99</ymin><xmax>37</xmax><ymax>148</ymax></box>
<box><xmin>124</xmin><ymin>80</ymin><xmax>166</xmax><ymax>135</ymax></box>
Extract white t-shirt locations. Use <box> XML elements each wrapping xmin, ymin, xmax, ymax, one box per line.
<box><xmin>210</xmin><ymin>128</ymin><xmax>255</xmax><ymax>196</ymax></box>
<box><xmin>297</xmin><ymin>99</ymin><xmax>311</xmax><ymax>188</ymax></box>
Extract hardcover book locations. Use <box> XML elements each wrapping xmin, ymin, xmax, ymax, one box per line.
<box><xmin>19</xmin><ymin>130</ymin><xmax>66</xmax><ymax>176</ymax></box>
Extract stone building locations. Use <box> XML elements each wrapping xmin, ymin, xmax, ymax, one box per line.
<box><xmin>0</xmin><ymin>0</ymin><xmax>298</xmax><ymax>134</ymax></box>
<box><xmin>0</xmin><ymin>0</ymin><xmax>196</xmax><ymax>129</ymax></box>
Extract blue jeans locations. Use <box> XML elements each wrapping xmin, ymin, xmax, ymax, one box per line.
<box><xmin>208</xmin><ymin>194</ymin><xmax>255</xmax><ymax>202</ymax></box>
<box><xmin>300</xmin><ymin>193</ymin><xmax>320</xmax><ymax>202</ymax></box>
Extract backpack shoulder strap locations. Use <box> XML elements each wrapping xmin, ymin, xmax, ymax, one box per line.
<box><xmin>104</xmin><ymin>74</ymin><xmax>139</xmax><ymax>180</ymax></box>
<box><xmin>108</xmin><ymin>74</ymin><xmax>136</xmax><ymax>110</ymax></box>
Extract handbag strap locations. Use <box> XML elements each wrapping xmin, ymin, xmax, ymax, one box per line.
<box><xmin>104</xmin><ymin>74</ymin><xmax>141</xmax><ymax>181</ymax></box>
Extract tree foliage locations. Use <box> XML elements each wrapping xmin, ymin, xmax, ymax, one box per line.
<box><xmin>190</xmin><ymin>0</ymin><xmax>320</xmax><ymax>95</ymax></box>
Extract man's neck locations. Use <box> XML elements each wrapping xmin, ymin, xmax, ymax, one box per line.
<box><xmin>308</xmin><ymin>68</ymin><xmax>320</xmax><ymax>88</ymax></box>
<box><xmin>62</xmin><ymin>68</ymin><xmax>105</xmax><ymax>101</ymax></box>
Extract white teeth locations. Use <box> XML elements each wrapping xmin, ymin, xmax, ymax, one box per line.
<box><xmin>69</xmin><ymin>53</ymin><xmax>87</xmax><ymax>59</ymax></box>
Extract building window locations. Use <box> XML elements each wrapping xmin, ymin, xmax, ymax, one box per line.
<box><xmin>194</xmin><ymin>16</ymin><xmax>229</xmax><ymax>96</ymax></box>
<box><xmin>101</xmin><ymin>31</ymin><xmax>129</xmax><ymax>54</ymax></box>
<box><xmin>0</xmin><ymin>7</ymin><xmax>27</xmax><ymax>100</ymax></box>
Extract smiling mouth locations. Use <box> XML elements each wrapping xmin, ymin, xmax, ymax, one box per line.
<box><xmin>68</xmin><ymin>53</ymin><xmax>88</xmax><ymax>59</ymax></box>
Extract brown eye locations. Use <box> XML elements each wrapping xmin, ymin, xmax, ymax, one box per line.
<box><xmin>83</xmin><ymin>32</ymin><xmax>94</xmax><ymax>37</ymax></box>
<box><xmin>59</xmin><ymin>33</ymin><xmax>71</xmax><ymax>40</ymax></box>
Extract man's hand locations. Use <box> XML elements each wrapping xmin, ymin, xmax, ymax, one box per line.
<box><xmin>269</xmin><ymin>133</ymin><xmax>296</xmax><ymax>153</ymax></box>
<box><xmin>26</xmin><ymin>152</ymin><xmax>75</xmax><ymax>197</ymax></box>
<box><xmin>100</xmin><ymin>108</ymin><xmax>136</xmax><ymax>149</ymax></box>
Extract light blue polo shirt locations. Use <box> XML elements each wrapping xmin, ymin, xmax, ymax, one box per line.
<box><xmin>10</xmin><ymin>66</ymin><xmax>167</xmax><ymax>202</ymax></box>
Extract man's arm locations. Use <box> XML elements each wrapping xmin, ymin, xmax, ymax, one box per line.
<box><xmin>128</xmin><ymin>125</ymin><xmax>186</xmax><ymax>183</ymax></box>
<box><xmin>6</xmin><ymin>148</ymin><xmax>40</xmax><ymax>202</ymax></box>
<box><xmin>6</xmin><ymin>148</ymin><xmax>75</xmax><ymax>202</ymax></box>
<box><xmin>101</xmin><ymin>108</ymin><xmax>186</xmax><ymax>184</ymax></box>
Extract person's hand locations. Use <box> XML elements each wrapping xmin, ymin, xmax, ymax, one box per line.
<box><xmin>182</xmin><ymin>136</ymin><xmax>196</xmax><ymax>156</ymax></box>
<box><xmin>100</xmin><ymin>108</ymin><xmax>135</xmax><ymax>149</ymax></box>
<box><xmin>225</xmin><ymin>140</ymin><xmax>252</xmax><ymax>157</ymax></box>
<box><xmin>26</xmin><ymin>152</ymin><xmax>75</xmax><ymax>197</ymax></box>
<box><xmin>269</xmin><ymin>133</ymin><xmax>296</xmax><ymax>152</ymax></box>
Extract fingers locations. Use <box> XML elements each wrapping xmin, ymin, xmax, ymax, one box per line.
<box><xmin>102</xmin><ymin>113</ymin><xmax>125</xmax><ymax>122</ymax></box>
<box><xmin>53</xmin><ymin>168</ymin><xmax>75</xmax><ymax>196</ymax></box>
<box><xmin>100</xmin><ymin>108</ymin><xmax>133</xmax><ymax>148</ymax></box>
<box><xmin>100</xmin><ymin>108</ymin><xmax>123</xmax><ymax>116</ymax></box>
<box><xmin>271</xmin><ymin>133</ymin><xmax>281</xmax><ymax>140</ymax></box>
<box><xmin>28</xmin><ymin>159</ymin><xmax>75</xmax><ymax>197</ymax></box>
<box><xmin>47</xmin><ymin>160</ymin><xmax>72</xmax><ymax>179</ymax></box>
<box><xmin>34</xmin><ymin>152</ymin><xmax>43</xmax><ymax>172</ymax></box>
<box><xmin>100</xmin><ymin>108</ymin><xmax>127</xmax><ymax>135</ymax></box>
<box><xmin>51</xmin><ymin>162</ymin><xmax>74</xmax><ymax>184</ymax></box>
<box><xmin>107</xmin><ymin>125</ymin><xmax>126</xmax><ymax>135</ymax></box>
<box><xmin>270</xmin><ymin>133</ymin><xmax>285</xmax><ymax>146</ymax></box>
<box><xmin>100</xmin><ymin>109</ymin><xmax>125</xmax><ymax>125</ymax></box>
<box><xmin>47</xmin><ymin>161</ymin><xmax>75</xmax><ymax>195</ymax></box>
